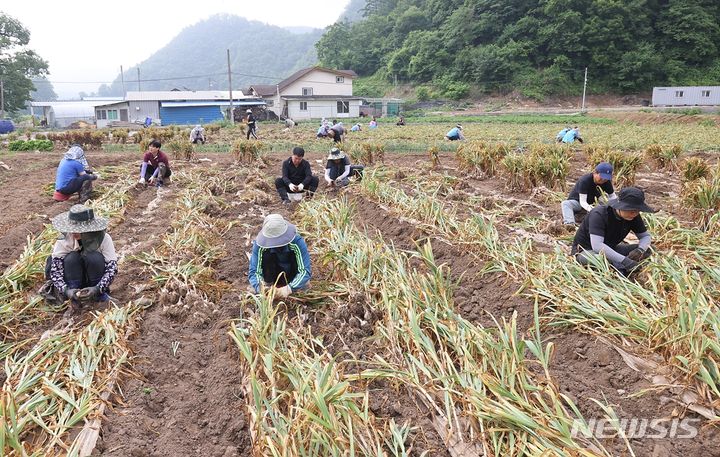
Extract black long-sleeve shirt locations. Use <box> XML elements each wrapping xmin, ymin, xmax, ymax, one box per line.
<box><xmin>282</xmin><ymin>157</ymin><xmax>314</xmax><ymax>186</ymax></box>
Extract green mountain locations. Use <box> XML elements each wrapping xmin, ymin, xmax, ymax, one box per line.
<box><xmin>340</xmin><ymin>0</ymin><xmax>367</xmax><ymax>23</ymax></box>
<box><xmin>102</xmin><ymin>14</ymin><xmax>323</xmax><ymax>95</ymax></box>
<box><xmin>317</xmin><ymin>0</ymin><xmax>720</xmax><ymax>98</ymax></box>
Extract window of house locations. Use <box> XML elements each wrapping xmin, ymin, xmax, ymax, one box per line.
<box><xmin>337</xmin><ymin>101</ymin><xmax>349</xmax><ymax>114</ymax></box>
<box><xmin>108</xmin><ymin>110</ymin><xmax>118</xmax><ymax>120</ymax></box>
<box><xmin>302</xmin><ymin>87</ymin><xmax>313</xmax><ymax>96</ymax></box>
<box><xmin>300</xmin><ymin>102</ymin><xmax>308</xmax><ymax>111</ymax></box>
<box><xmin>336</xmin><ymin>76</ymin><xmax>344</xmax><ymax>83</ymax></box>
<box><xmin>675</xmin><ymin>90</ymin><xmax>684</xmax><ymax>97</ymax></box>
<box><xmin>702</xmin><ymin>90</ymin><xmax>711</xmax><ymax>97</ymax></box>
<box><xmin>97</xmin><ymin>110</ymin><xmax>107</xmax><ymax>120</ymax></box>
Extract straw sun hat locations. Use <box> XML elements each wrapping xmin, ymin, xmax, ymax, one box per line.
<box><xmin>51</xmin><ymin>204</ymin><xmax>108</xmax><ymax>233</ymax></box>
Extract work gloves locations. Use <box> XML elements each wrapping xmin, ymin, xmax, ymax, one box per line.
<box><xmin>620</xmin><ymin>256</ymin><xmax>639</xmax><ymax>274</ymax></box>
<box><xmin>289</xmin><ymin>184</ymin><xmax>297</xmax><ymax>192</ymax></box>
<box><xmin>297</xmin><ymin>183</ymin><xmax>304</xmax><ymax>191</ymax></box>
<box><xmin>325</xmin><ymin>177</ymin><xmax>333</xmax><ymax>185</ymax></box>
<box><xmin>78</xmin><ymin>286</ymin><xmax>101</xmax><ymax>303</ymax></box>
<box><xmin>626</xmin><ymin>248</ymin><xmax>646</xmax><ymax>262</ymax></box>
<box><xmin>138</xmin><ymin>178</ymin><xmax>146</xmax><ymax>184</ymax></box>
<box><xmin>65</xmin><ymin>288</ymin><xmax>79</xmax><ymax>300</ymax></box>
<box><xmin>276</xmin><ymin>285</ymin><xmax>292</xmax><ymax>298</ymax></box>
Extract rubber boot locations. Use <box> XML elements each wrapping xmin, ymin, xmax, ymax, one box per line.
<box><xmin>78</xmin><ymin>180</ymin><xmax>93</xmax><ymax>203</ymax></box>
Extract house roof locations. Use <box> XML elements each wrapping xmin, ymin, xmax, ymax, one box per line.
<box><xmin>249</xmin><ymin>85</ymin><xmax>277</xmax><ymax>97</ymax></box>
<box><xmin>161</xmin><ymin>100</ymin><xmax>266</xmax><ymax>108</ymax></box>
<box><xmin>278</xmin><ymin>66</ymin><xmax>357</xmax><ymax>91</ymax></box>
<box><xmin>282</xmin><ymin>95</ymin><xmax>363</xmax><ymax>100</ymax></box>
<box><xmin>124</xmin><ymin>90</ymin><xmax>247</xmax><ymax>101</ymax></box>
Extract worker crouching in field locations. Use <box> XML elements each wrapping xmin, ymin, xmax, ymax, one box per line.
<box><xmin>325</xmin><ymin>147</ymin><xmax>363</xmax><ymax>188</ymax></box>
<box><xmin>571</xmin><ymin>187</ymin><xmax>653</xmax><ymax>276</ymax></box>
<box><xmin>561</xmin><ymin>126</ymin><xmax>583</xmax><ymax>144</ymax></box>
<box><xmin>248</xmin><ymin>214</ymin><xmax>311</xmax><ymax>298</ymax></box>
<box><xmin>275</xmin><ymin>147</ymin><xmax>319</xmax><ymax>205</ymax></box>
<box><xmin>139</xmin><ymin>140</ymin><xmax>172</xmax><ymax>187</ymax></box>
<box><xmin>54</xmin><ymin>145</ymin><xmax>97</xmax><ymax>203</ymax></box>
<box><xmin>445</xmin><ymin>124</ymin><xmax>465</xmax><ymax>141</ymax></box>
<box><xmin>190</xmin><ymin>125</ymin><xmax>205</xmax><ymax>144</ymax></box>
<box><xmin>561</xmin><ymin>162</ymin><xmax>617</xmax><ymax>226</ymax></box>
<box><xmin>39</xmin><ymin>204</ymin><xmax>118</xmax><ymax>314</ymax></box>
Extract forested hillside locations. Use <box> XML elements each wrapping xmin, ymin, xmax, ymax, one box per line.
<box><xmin>317</xmin><ymin>0</ymin><xmax>720</xmax><ymax>98</ymax></box>
<box><xmin>99</xmin><ymin>15</ymin><xmax>323</xmax><ymax>95</ymax></box>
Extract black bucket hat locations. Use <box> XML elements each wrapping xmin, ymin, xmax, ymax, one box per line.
<box><xmin>609</xmin><ymin>187</ymin><xmax>655</xmax><ymax>213</ymax></box>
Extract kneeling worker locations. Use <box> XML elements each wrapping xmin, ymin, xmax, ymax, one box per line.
<box><xmin>571</xmin><ymin>187</ymin><xmax>654</xmax><ymax>276</ymax></box>
<box><xmin>248</xmin><ymin>214</ymin><xmax>311</xmax><ymax>298</ymax></box>
<box><xmin>325</xmin><ymin>147</ymin><xmax>364</xmax><ymax>188</ymax></box>
<box><xmin>275</xmin><ymin>147</ymin><xmax>319</xmax><ymax>204</ymax></box>
<box><xmin>43</xmin><ymin>204</ymin><xmax>118</xmax><ymax>313</ymax></box>
<box><xmin>561</xmin><ymin>162</ymin><xmax>616</xmax><ymax>225</ymax></box>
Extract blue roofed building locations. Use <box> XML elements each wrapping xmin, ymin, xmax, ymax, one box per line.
<box><xmin>94</xmin><ymin>90</ymin><xmax>265</xmax><ymax>127</ymax></box>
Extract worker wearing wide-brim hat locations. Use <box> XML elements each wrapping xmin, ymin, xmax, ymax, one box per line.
<box><xmin>324</xmin><ymin>147</ymin><xmax>364</xmax><ymax>188</ymax></box>
<box><xmin>248</xmin><ymin>214</ymin><xmax>311</xmax><ymax>298</ymax></box>
<box><xmin>40</xmin><ymin>204</ymin><xmax>118</xmax><ymax>312</ymax></box>
<box><xmin>571</xmin><ymin>187</ymin><xmax>654</xmax><ymax>276</ymax></box>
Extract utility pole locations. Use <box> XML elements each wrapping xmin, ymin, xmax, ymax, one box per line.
<box><xmin>227</xmin><ymin>49</ymin><xmax>234</xmax><ymax>124</ymax></box>
<box><xmin>581</xmin><ymin>67</ymin><xmax>588</xmax><ymax>112</ymax></box>
<box><xmin>0</xmin><ymin>79</ymin><xmax>4</xmax><ymax>119</ymax></box>
<box><xmin>120</xmin><ymin>65</ymin><xmax>126</xmax><ymax>97</ymax></box>
<box><xmin>137</xmin><ymin>67</ymin><xmax>141</xmax><ymax>92</ymax></box>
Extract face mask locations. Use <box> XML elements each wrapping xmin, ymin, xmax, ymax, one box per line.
<box><xmin>80</xmin><ymin>230</ymin><xmax>105</xmax><ymax>253</ymax></box>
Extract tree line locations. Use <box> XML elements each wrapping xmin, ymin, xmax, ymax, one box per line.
<box><xmin>318</xmin><ymin>0</ymin><xmax>720</xmax><ymax>98</ymax></box>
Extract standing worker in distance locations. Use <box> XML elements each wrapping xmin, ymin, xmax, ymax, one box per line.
<box><xmin>246</xmin><ymin>109</ymin><xmax>258</xmax><ymax>139</ymax></box>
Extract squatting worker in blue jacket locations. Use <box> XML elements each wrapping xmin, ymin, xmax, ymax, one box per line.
<box><xmin>248</xmin><ymin>214</ymin><xmax>311</xmax><ymax>298</ymax></box>
<box><xmin>571</xmin><ymin>187</ymin><xmax>653</xmax><ymax>276</ymax></box>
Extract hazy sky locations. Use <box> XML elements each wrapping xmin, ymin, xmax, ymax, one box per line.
<box><xmin>2</xmin><ymin>0</ymin><xmax>350</xmax><ymax>97</ymax></box>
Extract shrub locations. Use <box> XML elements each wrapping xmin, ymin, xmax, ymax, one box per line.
<box><xmin>34</xmin><ymin>133</ymin><xmax>47</xmax><ymax>140</ymax></box>
<box><xmin>456</xmin><ymin>141</ymin><xmax>509</xmax><ymax>177</ymax></box>
<box><xmin>232</xmin><ymin>139</ymin><xmax>264</xmax><ymax>162</ymax></box>
<box><xmin>416</xmin><ymin>86</ymin><xmax>431</xmax><ymax>102</ymax></box>
<box><xmin>682</xmin><ymin>168</ymin><xmax>720</xmax><ymax>229</ymax></box>
<box><xmin>501</xmin><ymin>143</ymin><xmax>569</xmax><ymax>190</ymax></box>
<box><xmin>428</xmin><ymin>145</ymin><xmax>440</xmax><ymax>169</ymax></box>
<box><xmin>681</xmin><ymin>157</ymin><xmax>710</xmax><ymax>183</ymax></box>
<box><xmin>8</xmin><ymin>139</ymin><xmax>54</xmax><ymax>151</ymax></box>
<box><xmin>166</xmin><ymin>137</ymin><xmax>195</xmax><ymax>161</ymax></box>
<box><xmin>111</xmin><ymin>129</ymin><xmax>129</xmax><ymax>144</ymax></box>
<box><xmin>645</xmin><ymin>144</ymin><xmax>682</xmax><ymax>170</ymax></box>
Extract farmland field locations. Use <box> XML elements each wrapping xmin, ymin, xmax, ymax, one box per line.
<box><xmin>0</xmin><ymin>113</ymin><xmax>719</xmax><ymax>456</ymax></box>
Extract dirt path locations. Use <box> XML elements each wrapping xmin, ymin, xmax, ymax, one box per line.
<box><xmin>97</xmin><ymin>164</ymin><xmax>256</xmax><ymax>457</ymax></box>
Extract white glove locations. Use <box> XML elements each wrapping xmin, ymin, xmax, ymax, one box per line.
<box><xmin>277</xmin><ymin>285</ymin><xmax>292</xmax><ymax>298</ymax></box>
<box><xmin>289</xmin><ymin>184</ymin><xmax>297</xmax><ymax>192</ymax></box>
<box><xmin>297</xmin><ymin>183</ymin><xmax>304</xmax><ymax>191</ymax></box>
<box><xmin>325</xmin><ymin>177</ymin><xmax>333</xmax><ymax>185</ymax></box>
<box><xmin>138</xmin><ymin>178</ymin><xmax>146</xmax><ymax>184</ymax></box>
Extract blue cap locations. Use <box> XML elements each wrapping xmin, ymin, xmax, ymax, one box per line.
<box><xmin>595</xmin><ymin>162</ymin><xmax>613</xmax><ymax>180</ymax></box>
